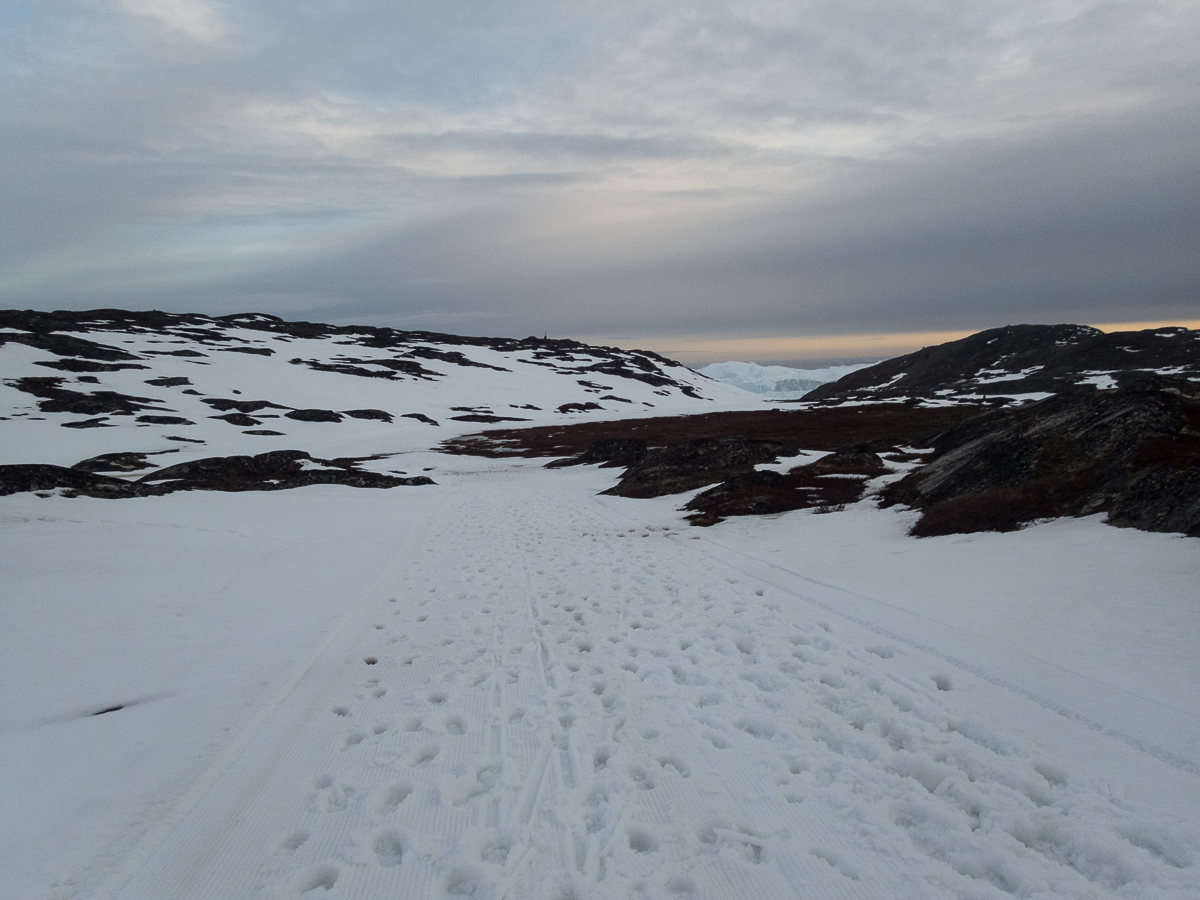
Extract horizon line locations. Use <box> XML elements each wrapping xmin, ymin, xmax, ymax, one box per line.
<box><xmin>577</xmin><ymin>319</ymin><xmax>1200</xmax><ymax>366</ymax></box>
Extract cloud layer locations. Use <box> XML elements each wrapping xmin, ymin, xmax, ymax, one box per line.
<box><xmin>2</xmin><ymin>0</ymin><xmax>1197</xmax><ymax>344</ymax></box>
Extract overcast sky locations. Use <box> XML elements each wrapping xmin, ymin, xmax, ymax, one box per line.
<box><xmin>2</xmin><ymin>0</ymin><xmax>1198</xmax><ymax>358</ymax></box>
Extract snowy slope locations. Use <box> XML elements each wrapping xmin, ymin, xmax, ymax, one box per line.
<box><xmin>2</xmin><ymin>313</ymin><xmax>1199</xmax><ymax>900</ymax></box>
<box><xmin>0</xmin><ymin>311</ymin><xmax>759</xmax><ymax>470</ymax></box>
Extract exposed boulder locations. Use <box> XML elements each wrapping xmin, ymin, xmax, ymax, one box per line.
<box><xmin>342</xmin><ymin>408</ymin><xmax>394</xmax><ymax>422</ymax></box>
<box><xmin>136</xmin><ymin>415</ymin><xmax>195</xmax><ymax>425</ymax></box>
<box><xmin>145</xmin><ymin>376</ymin><xmax>192</xmax><ymax>387</ymax></box>
<box><xmin>211</xmin><ymin>413</ymin><xmax>261</xmax><ymax>426</ymax></box>
<box><xmin>284</xmin><ymin>408</ymin><xmax>343</xmax><ymax>423</ymax></box>
<box><xmin>402</xmin><ymin>413</ymin><xmax>439</xmax><ymax>426</ymax></box>
<box><xmin>557</xmin><ymin>402</ymin><xmax>603</xmax><ymax>414</ymax></box>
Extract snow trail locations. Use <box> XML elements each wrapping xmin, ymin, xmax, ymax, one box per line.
<box><xmin>68</xmin><ymin>465</ymin><xmax>1200</xmax><ymax>900</ymax></box>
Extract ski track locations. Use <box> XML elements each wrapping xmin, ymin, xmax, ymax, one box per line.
<box><xmin>85</xmin><ymin>471</ymin><xmax>1199</xmax><ymax>900</ymax></box>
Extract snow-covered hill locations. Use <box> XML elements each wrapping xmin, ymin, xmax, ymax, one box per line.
<box><xmin>2</xmin><ymin>312</ymin><xmax>1199</xmax><ymax>900</ymax></box>
<box><xmin>0</xmin><ymin>309</ymin><xmax>756</xmax><ymax>471</ymax></box>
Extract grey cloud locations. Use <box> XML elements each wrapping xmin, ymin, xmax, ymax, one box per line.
<box><xmin>1</xmin><ymin>1</ymin><xmax>1198</xmax><ymax>339</ymax></box>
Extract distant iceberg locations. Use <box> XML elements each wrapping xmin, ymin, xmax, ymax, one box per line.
<box><xmin>699</xmin><ymin>360</ymin><xmax>875</xmax><ymax>397</ymax></box>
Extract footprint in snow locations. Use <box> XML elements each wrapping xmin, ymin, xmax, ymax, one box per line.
<box><xmin>290</xmin><ymin>865</ymin><xmax>338</xmax><ymax>894</ymax></box>
<box><xmin>372</xmin><ymin>829</ymin><xmax>406</xmax><ymax>867</ymax></box>
<box><xmin>281</xmin><ymin>830</ymin><xmax>309</xmax><ymax>852</ymax></box>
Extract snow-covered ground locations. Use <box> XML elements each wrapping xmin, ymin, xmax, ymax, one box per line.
<box><xmin>3</xmin><ymin>456</ymin><xmax>1198</xmax><ymax>900</ymax></box>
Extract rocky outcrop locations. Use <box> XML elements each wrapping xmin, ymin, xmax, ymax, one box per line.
<box><xmin>602</xmin><ymin>438</ymin><xmax>789</xmax><ymax>499</ymax></box>
<box><xmin>805</xmin><ymin>324</ymin><xmax>1200</xmax><ymax>404</ymax></box>
<box><xmin>0</xmin><ymin>465</ymin><xmax>167</xmax><ymax>498</ymax></box>
<box><xmin>880</xmin><ymin>378</ymin><xmax>1200</xmax><ymax>536</ymax></box>
<box><xmin>683</xmin><ymin>444</ymin><xmax>891</xmax><ymax>526</ymax></box>
<box><xmin>546</xmin><ymin>438</ymin><xmax>648</xmax><ymax>469</ymax></box>
<box><xmin>6</xmin><ymin>376</ymin><xmax>170</xmax><ymax>417</ymax></box>
<box><xmin>1</xmin><ymin>450</ymin><xmax>435</xmax><ymax>497</ymax></box>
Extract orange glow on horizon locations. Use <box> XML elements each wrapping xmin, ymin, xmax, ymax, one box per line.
<box><xmin>581</xmin><ymin>319</ymin><xmax>1200</xmax><ymax>365</ymax></box>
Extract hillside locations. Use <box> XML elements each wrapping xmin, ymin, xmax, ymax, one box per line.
<box><xmin>2</xmin><ymin>313</ymin><xmax>1199</xmax><ymax>900</ymax></box>
<box><xmin>0</xmin><ymin>308</ymin><xmax>749</xmax><ymax>487</ymax></box>
<box><xmin>803</xmin><ymin>324</ymin><xmax>1200</xmax><ymax>404</ymax></box>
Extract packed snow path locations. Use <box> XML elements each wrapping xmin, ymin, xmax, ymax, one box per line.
<box><xmin>8</xmin><ymin>463</ymin><xmax>1200</xmax><ymax>900</ymax></box>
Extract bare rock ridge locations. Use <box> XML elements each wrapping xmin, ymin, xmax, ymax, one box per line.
<box><xmin>880</xmin><ymin>376</ymin><xmax>1200</xmax><ymax>537</ymax></box>
<box><xmin>803</xmin><ymin>323</ymin><xmax>1200</xmax><ymax>404</ymax></box>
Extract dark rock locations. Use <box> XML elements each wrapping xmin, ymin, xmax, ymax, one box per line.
<box><xmin>805</xmin><ymin>444</ymin><xmax>887</xmax><ymax>476</ymax></box>
<box><xmin>218</xmin><ymin>346</ymin><xmax>274</xmax><ymax>356</ymax></box>
<box><xmin>285</xmin><ymin>408</ymin><xmax>343</xmax><ymax>423</ymax></box>
<box><xmin>138</xmin><ymin>450</ymin><xmax>435</xmax><ymax>492</ymax></box>
<box><xmin>683</xmin><ymin>443</ymin><xmax>891</xmax><ymax>526</ymax></box>
<box><xmin>77</xmin><ymin>376</ymin><xmax>100</xmax><ymax>384</ymax></box>
<box><xmin>202</xmin><ymin>398</ymin><xmax>289</xmax><ymax>413</ymax></box>
<box><xmin>244</xmin><ymin>429</ymin><xmax>285</xmax><ymax>436</ymax></box>
<box><xmin>402</xmin><ymin>412</ymin><xmax>439</xmax><ymax>425</ymax></box>
<box><xmin>403</xmin><ymin>346</ymin><xmax>509</xmax><ymax>371</ymax></box>
<box><xmin>0</xmin><ymin>330</ymin><xmax>143</xmax><ymax>361</ymax></box>
<box><xmin>72</xmin><ymin>451</ymin><xmax>176</xmax><ymax>473</ymax></box>
<box><xmin>880</xmin><ymin>378</ymin><xmax>1200</xmax><ymax>537</ymax></box>
<box><xmin>557</xmin><ymin>402</ymin><xmax>603</xmax><ymax>414</ymax></box>
<box><xmin>212</xmin><ymin>413</ymin><xmax>261</xmax><ymax>426</ymax></box>
<box><xmin>61</xmin><ymin>417</ymin><xmax>113</xmax><ymax>428</ymax></box>
<box><xmin>807</xmin><ymin>324</ymin><xmax>1200</xmax><ymax>404</ymax></box>
<box><xmin>34</xmin><ymin>359</ymin><xmax>149</xmax><ymax>372</ymax></box>
<box><xmin>603</xmin><ymin>438</ymin><xmax>789</xmax><ymax>499</ymax></box>
<box><xmin>145</xmin><ymin>377</ymin><xmax>192</xmax><ymax>387</ymax></box>
<box><xmin>449</xmin><ymin>414</ymin><xmax>531</xmax><ymax>423</ymax></box>
<box><xmin>342</xmin><ymin>408</ymin><xmax>394</xmax><ymax>422</ymax></box>
<box><xmin>288</xmin><ymin>357</ymin><xmax>438</xmax><ymax>380</ymax></box>
<box><xmin>146</xmin><ymin>349</ymin><xmax>207</xmax><ymax>357</ymax></box>
<box><xmin>0</xmin><ymin>464</ymin><xmax>167</xmax><ymax>498</ymax></box>
<box><xmin>546</xmin><ymin>438</ymin><xmax>647</xmax><ymax>469</ymax></box>
<box><xmin>165</xmin><ymin>435</ymin><xmax>205</xmax><ymax>443</ymax></box>
<box><xmin>6</xmin><ymin>377</ymin><xmax>167</xmax><ymax>416</ymax></box>
<box><xmin>136</xmin><ymin>415</ymin><xmax>195</xmax><ymax>425</ymax></box>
